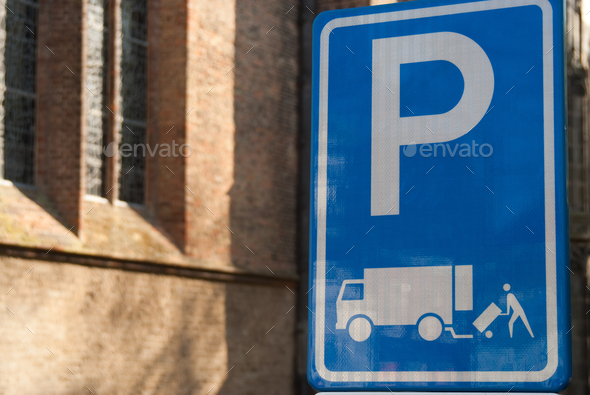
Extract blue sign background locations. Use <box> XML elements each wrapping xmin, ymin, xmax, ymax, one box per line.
<box><xmin>309</xmin><ymin>0</ymin><xmax>570</xmax><ymax>391</ymax></box>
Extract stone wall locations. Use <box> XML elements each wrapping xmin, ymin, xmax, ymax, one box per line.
<box><xmin>0</xmin><ymin>257</ymin><xmax>296</xmax><ymax>394</ymax></box>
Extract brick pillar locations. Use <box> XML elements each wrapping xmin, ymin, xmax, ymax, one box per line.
<box><xmin>37</xmin><ymin>0</ymin><xmax>85</xmax><ymax>236</ymax></box>
<box><xmin>146</xmin><ymin>0</ymin><xmax>188</xmax><ymax>251</ymax></box>
<box><xmin>183</xmin><ymin>0</ymin><xmax>236</xmax><ymax>263</ymax></box>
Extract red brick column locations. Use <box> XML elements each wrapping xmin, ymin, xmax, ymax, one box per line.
<box><xmin>145</xmin><ymin>0</ymin><xmax>188</xmax><ymax>251</ymax></box>
<box><xmin>36</xmin><ymin>0</ymin><xmax>86</xmax><ymax>236</ymax></box>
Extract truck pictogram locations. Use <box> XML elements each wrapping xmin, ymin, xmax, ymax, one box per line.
<box><xmin>335</xmin><ymin>265</ymin><xmax>473</xmax><ymax>341</ymax></box>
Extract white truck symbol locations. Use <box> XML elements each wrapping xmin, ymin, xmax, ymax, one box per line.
<box><xmin>336</xmin><ymin>265</ymin><xmax>473</xmax><ymax>341</ymax></box>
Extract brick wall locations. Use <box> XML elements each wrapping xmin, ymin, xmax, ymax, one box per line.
<box><xmin>185</xmin><ymin>0</ymin><xmax>300</xmax><ymax>275</ymax></box>
<box><xmin>0</xmin><ymin>0</ymin><xmax>302</xmax><ymax>276</ymax></box>
<box><xmin>229</xmin><ymin>0</ymin><xmax>299</xmax><ymax>273</ymax></box>
<box><xmin>184</xmin><ymin>0</ymin><xmax>236</xmax><ymax>265</ymax></box>
<box><xmin>0</xmin><ymin>0</ymin><xmax>302</xmax><ymax>393</ymax></box>
<box><xmin>36</xmin><ymin>0</ymin><xmax>85</xmax><ymax>236</ymax></box>
<box><xmin>0</xmin><ymin>257</ymin><xmax>296</xmax><ymax>394</ymax></box>
<box><xmin>146</xmin><ymin>0</ymin><xmax>188</xmax><ymax>251</ymax></box>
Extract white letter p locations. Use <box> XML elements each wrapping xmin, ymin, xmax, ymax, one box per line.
<box><xmin>371</xmin><ymin>32</ymin><xmax>494</xmax><ymax>216</ymax></box>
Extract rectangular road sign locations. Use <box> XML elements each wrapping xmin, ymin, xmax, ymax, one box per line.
<box><xmin>316</xmin><ymin>393</ymin><xmax>560</xmax><ymax>395</ymax></box>
<box><xmin>308</xmin><ymin>0</ymin><xmax>570</xmax><ymax>392</ymax></box>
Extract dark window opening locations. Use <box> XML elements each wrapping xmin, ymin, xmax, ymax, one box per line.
<box><xmin>3</xmin><ymin>0</ymin><xmax>38</xmax><ymax>184</ymax></box>
<box><xmin>118</xmin><ymin>0</ymin><xmax>147</xmax><ymax>204</ymax></box>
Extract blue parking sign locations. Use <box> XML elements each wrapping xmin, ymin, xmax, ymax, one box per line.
<box><xmin>308</xmin><ymin>0</ymin><xmax>570</xmax><ymax>392</ymax></box>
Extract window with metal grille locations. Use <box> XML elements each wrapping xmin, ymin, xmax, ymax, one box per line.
<box><xmin>86</xmin><ymin>0</ymin><xmax>109</xmax><ymax>196</ymax></box>
<box><xmin>118</xmin><ymin>0</ymin><xmax>147</xmax><ymax>204</ymax></box>
<box><xmin>3</xmin><ymin>0</ymin><xmax>37</xmax><ymax>184</ymax></box>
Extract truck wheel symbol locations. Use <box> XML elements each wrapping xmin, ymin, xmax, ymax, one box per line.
<box><xmin>348</xmin><ymin>316</ymin><xmax>372</xmax><ymax>342</ymax></box>
<box><xmin>418</xmin><ymin>315</ymin><xmax>443</xmax><ymax>341</ymax></box>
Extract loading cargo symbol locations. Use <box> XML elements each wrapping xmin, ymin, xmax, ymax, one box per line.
<box><xmin>472</xmin><ymin>283</ymin><xmax>534</xmax><ymax>338</ymax></box>
<box><xmin>335</xmin><ymin>265</ymin><xmax>474</xmax><ymax>342</ymax></box>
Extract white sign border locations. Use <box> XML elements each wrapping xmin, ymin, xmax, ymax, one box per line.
<box><xmin>314</xmin><ymin>0</ymin><xmax>558</xmax><ymax>384</ymax></box>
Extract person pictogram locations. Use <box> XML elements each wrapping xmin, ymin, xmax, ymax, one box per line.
<box><xmin>500</xmin><ymin>284</ymin><xmax>534</xmax><ymax>338</ymax></box>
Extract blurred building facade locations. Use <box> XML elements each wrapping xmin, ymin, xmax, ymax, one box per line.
<box><xmin>0</xmin><ymin>0</ymin><xmax>589</xmax><ymax>394</ymax></box>
<box><xmin>0</xmin><ymin>0</ymin><xmax>300</xmax><ymax>393</ymax></box>
<box><xmin>563</xmin><ymin>0</ymin><xmax>590</xmax><ymax>393</ymax></box>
